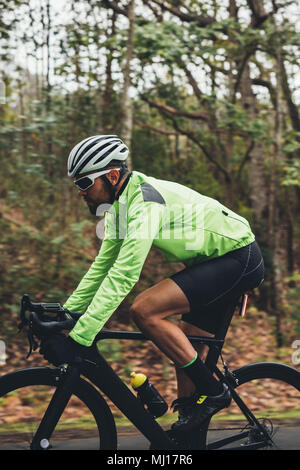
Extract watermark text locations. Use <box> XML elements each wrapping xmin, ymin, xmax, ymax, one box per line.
<box><xmin>291</xmin><ymin>340</ymin><xmax>300</xmax><ymax>365</ymax></box>
<box><xmin>0</xmin><ymin>340</ymin><xmax>6</xmax><ymax>365</ymax></box>
<box><xmin>94</xmin><ymin>198</ymin><xmax>206</xmax><ymax>252</ymax></box>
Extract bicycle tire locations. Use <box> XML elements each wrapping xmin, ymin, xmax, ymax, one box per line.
<box><xmin>0</xmin><ymin>367</ymin><xmax>118</xmax><ymax>450</ymax></box>
<box><xmin>205</xmin><ymin>362</ymin><xmax>300</xmax><ymax>450</ymax></box>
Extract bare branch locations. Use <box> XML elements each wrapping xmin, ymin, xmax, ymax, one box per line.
<box><xmin>143</xmin><ymin>0</ymin><xmax>163</xmax><ymax>21</ymax></box>
<box><xmin>247</xmin><ymin>0</ymin><xmax>270</xmax><ymax>27</ymax></box>
<box><xmin>252</xmin><ymin>77</ymin><xmax>277</xmax><ymax>107</ymax></box>
<box><xmin>149</xmin><ymin>0</ymin><xmax>215</xmax><ymax>27</ymax></box>
<box><xmin>169</xmin><ymin>117</ymin><xmax>231</xmax><ymax>183</ymax></box>
<box><xmin>135</xmin><ymin>120</ymin><xmax>179</xmax><ymax>136</ymax></box>
<box><xmin>177</xmin><ymin>60</ymin><xmax>204</xmax><ymax>103</ymax></box>
<box><xmin>233</xmin><ymin>48</ymin><xmax>256</xmax><ymax>102</ymax></box>
<box><xmin>279</xmin><ymin>58</ymin><xmax>300</xmax><ymax>132</ymax></box>
<box><xmin>141</xmin><ymin>95</ymin><xmax>208</xmax><ymax>121</ymax></box>
<box><xmin>101</xmin><ymin>0</ymin><xmax>128</xmax><ymax>16</ymax></box>
<box><xmin>271</xmin><ymin>0</ymin><xmax>279</xmax><ymax>13</ymax></box>
<box><xmin>229</xmin><ymin>0</ymin><xmax>239</xmax><ymax>19</ymax></box>
<box><xmin>237</xmin><ymin>140</ymin><xmax>255</xmax><ymax>180</ymax></box>
<box><xmin>141</xmin><ymin>95</ymin><xmax>230</xmax><ymax>182</ymax></box>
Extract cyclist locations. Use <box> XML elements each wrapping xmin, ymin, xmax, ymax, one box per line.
<box><xmin>40</xmin><ymin>135</ymin><xmax>264</xmax><ymax>433</ymax></box>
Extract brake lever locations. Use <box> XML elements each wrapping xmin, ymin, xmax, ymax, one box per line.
<box><xmin>18</xmin><ymin>318</ymin><xmax>26</xmax><ymax>333</ymax></box>
<box><xmin>18</xmin><ymin>294</ymin><xmax>31</xmax><ymax>331</ymax></box>
<box><xmin>17</xmin><ymin>294</ymin><xmax>79</xmax><ymax>360</ymax></box>
<box><xmin>24</xmin><ymin>313</ymin><xmax>40</xmax><ymax>359</ymax></box>
<box><xmin>26</xmin><ymin>328</ymin><xmax>39</xmax><ymax>359</ymax></box>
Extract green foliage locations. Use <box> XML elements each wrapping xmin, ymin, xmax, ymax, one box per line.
<box><xmin>131</xmin><ymin>128</ymin><xmax>170</xmax><ymax>176</ymax></box>
<box><xmin>282</xmin><ymin>161</ymin><xmax>300</xmax><ymax>187</ymax></box>
<box><xmin>217</xmin><ymin>100</ymin><xmax>271</xmax><ymax>141</ymax></box>
<box><xmin>135</xmin><ymin>21</ymin><xmax>185</xmax><ymax>63</ymax></box>
<box><xmin>0</xmin><ymin>0</ymin><xmax>300</xmax><ymax>348</ymax></box>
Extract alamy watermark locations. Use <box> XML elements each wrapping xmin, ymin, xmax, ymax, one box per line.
<box><xmin>95</xmin><ymin>197</ymin><xmax>206</xmax><ymax>251</ymax></box>
<box><xmin>291</xmin><ymin>340</ymin><xmax>300</xmax><ymax>366</ymax></box>
<box><xmin>0</xmin><ymin>340</ymin><xmax>6</xmax><ymax>365</ymax></box>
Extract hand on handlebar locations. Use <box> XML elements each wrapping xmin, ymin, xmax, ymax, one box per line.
<box><xmin>19</xmin><ymin>294</ymin><xmax>91</xmax><ymax>362</ymax></box>
<box><xmin>40</xmin><ymin>334</ymin><xmax>77</xmax><ymax>366</ymax></box>
<box><xmin>39</xmin><ymin>333</ymin><xmax>95</xmax><ymax>366</ymax></box>
<box><xmin>19</xmin><ymin>294</ymin><xmax>82</xmax><ymax>336</ymax></box>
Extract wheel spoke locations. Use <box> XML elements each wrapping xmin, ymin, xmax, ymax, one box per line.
<box><xmin>0</xmin><ymin>368</ymin><xmax>117</xmax><ymax>450</ymax></box>
<box><xmin>206</xmin><ymin>376</ymin><xmax>300</xmax><ymax>450</ymax></box>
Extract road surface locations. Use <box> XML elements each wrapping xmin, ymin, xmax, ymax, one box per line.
<box><xmin>0</xmin><ymin>427</ymin><xmax>299</xmax><ymax>450</ymax></box>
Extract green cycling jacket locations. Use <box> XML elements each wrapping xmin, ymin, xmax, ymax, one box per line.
<box><xmin>65</xmin><ymin>171</ymin><xmax>255</xmax><ymax>346</ymax></box>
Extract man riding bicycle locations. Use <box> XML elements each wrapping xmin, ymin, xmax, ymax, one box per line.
<box><xmin>40</xmin><ymin>135</ymin><xmax>264</xmax><ymax>433</ymax></box>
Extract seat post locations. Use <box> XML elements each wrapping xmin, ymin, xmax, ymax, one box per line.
<box><xmin>205</xmin><ymin>298</ymin><xmax>239</xmax><ymax>371</ymax></box>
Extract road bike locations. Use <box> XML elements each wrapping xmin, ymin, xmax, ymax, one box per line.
<box><xmin>0</xmin><ymin>293</ymin><xmax>299</xmax><ymax>450</ymax></box>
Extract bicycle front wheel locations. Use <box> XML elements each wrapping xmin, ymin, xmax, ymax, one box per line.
<box><xmin>0</xmin><ymin>367</ymin><xmax>117</xmax><ymax>450</ymax></box>
<box><xmin>206</xmin><ymin>362</ymin><xmax>300</xmax><ymax>450</ymax></box>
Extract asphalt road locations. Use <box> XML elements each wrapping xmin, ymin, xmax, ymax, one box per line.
<box><xmin>120</xmin><ymin>428</ymin><xmax>300</xmax><ymax>450</ymax></box>
<box><xmin>0</xmin><ymin>427</ymin><xmax>299</xmax><ymax>450</ymax></box>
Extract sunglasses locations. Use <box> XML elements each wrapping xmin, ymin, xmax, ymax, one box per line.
<box><xmin>74</xmin><ymin>168</ymin><xmax>120</xmax><ymax>191</ymax></box>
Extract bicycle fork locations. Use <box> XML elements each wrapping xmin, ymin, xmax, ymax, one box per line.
<box><xmin>30</xmin><ymin>365</ymin><xmax>80</xmax><ymax>450</ymax></box>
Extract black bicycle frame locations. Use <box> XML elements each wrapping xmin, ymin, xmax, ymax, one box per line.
<box><xmin>30</xmin><ymin>331</ymin><xmax>223</xmax><ymax>450</ymax></box>
<box><xmin>93</xmin><ymin>330</ymin><xmax>272</xmax><ymax>450</ymax></box>
<box><xmin>86</xmin><ymin>331</ymin><xmax>225</xmax><ymax>450</ymax></box>
<box><xmin>30</xmin><ymin>301</ymin><xmax>272</xmax><ymax>450</ymax></box>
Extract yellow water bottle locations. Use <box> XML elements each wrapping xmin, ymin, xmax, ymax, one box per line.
<box><xmin>130</xmin><ymin>371</ymin><xmax>168</xmax><ymax>418</ymax></box>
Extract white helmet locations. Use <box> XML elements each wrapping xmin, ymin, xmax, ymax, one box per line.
<box><xmin>67</xmin><ymin>135</ymin><xmax>129</xmax><ymax>178</ymax></box>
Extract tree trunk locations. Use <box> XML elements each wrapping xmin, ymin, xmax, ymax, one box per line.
<box><xmin>284</xmin><ymin>189</ymin><xmax>294</xmax><ymax>280</ymax></box>
<box><xmin>120</xmin><ymin>0</ymin><xmax>135</xmax><ymax>171</ymax></box>
<box><xmin>18</xmin><ymin>79</ymin><xmax>27</xmax><ymax>160</ymax></box>
<box><xmin>269</xmin><ymin>19</ymin><xmax>285</xmax><ymax>346</ymax></box>
<box><xmin>102</xmin><ymin>9</ymin><xmax>117</xmax><ymax>134</ymax></box>
<box><xmin>238</xmin><ymin>0</ymin><xmax>268</xmax><ymax>227</ymax></box>
<box><xmin>239</xmin><ymin>63</ymin><xmax>268</xmax><ymax>227</ymax></box>
<box><xmin>45</xmin><ymin>0</ymin><xmax>51</xmax><ymax>112</ymax></box>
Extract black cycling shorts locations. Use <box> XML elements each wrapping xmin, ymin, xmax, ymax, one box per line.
<box><xmin>170</xmin><ymin>240</ymin><xmax>264</xmax><ymax>334</ymax></box>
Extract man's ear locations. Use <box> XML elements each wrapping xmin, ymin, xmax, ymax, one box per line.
<box><xmin>106</xmin><ymin>169</ymin><xmax>120</xmax><ymax>186</ymax></box>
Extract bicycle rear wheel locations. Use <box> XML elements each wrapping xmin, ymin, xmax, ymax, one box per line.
<box><xmin>0</xmin><ymin>367</ymin><xmax>117</xmax><ymax>450</ymax></box>
<box><xmin>206</xmin><ymin>362</ymin><xmax>300</xmax><ymax>450</ymax></box>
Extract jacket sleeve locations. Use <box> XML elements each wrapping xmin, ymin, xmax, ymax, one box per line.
<box><xmin>63</xmin><ymin>213</ymin><xmax>121</xmax><ymax>314</ymax></box>
<box><xmin>69</xmin><ymin>190</ymin><xmax>165</xmax><ymax>346</ymax></box>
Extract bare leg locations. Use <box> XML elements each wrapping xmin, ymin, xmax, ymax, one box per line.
<box><xmin>130</xmin><ymin>278</ymin><xmax>197</xmax><ymax>366</ymax></box>
<box><xmin>130</xmin><ymin>277</ymin><xmax>222</xmax><ymax>425</ymax></box>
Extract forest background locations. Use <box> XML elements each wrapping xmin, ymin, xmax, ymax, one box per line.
<box><xmin>0</xmin><ymin>0</ymin><xmax>300</xmax><ymax>417</ymax></box>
